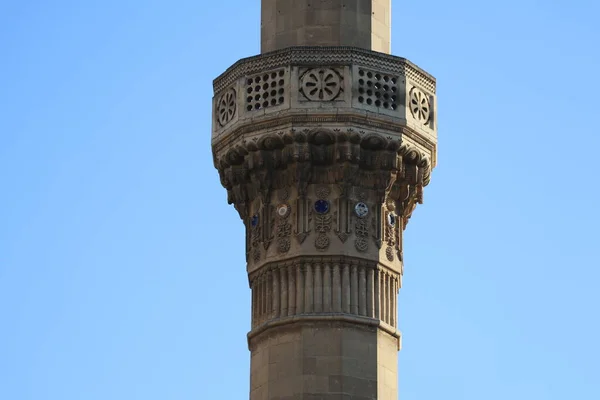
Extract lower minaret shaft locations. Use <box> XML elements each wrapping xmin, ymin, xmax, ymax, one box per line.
<box><xmin>249</xmin><ymin>257</ymin><xmax>400</xmax><ymax>399</ymax></box>
<box><xmin>250</xmin><ymin>321</ymin><xmax>398</xmax><ymax>400</ymax></box>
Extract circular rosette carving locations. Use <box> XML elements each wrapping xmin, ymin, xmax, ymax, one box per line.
<box><xmin>300</xmin><ymin>68</ymin><xmax>342</xmax><ymax>101</ymax></box>
<box><xmin>217</xmin><ymin>88</ymin><xmax>237</xmax><ymax>126</ymax></box>
<box><xmin>409</xmin><ymin>88</ymin><xmax>430</xmax><ymax>123</ymax></box>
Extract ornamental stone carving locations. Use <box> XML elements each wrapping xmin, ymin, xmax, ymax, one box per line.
<box><xmin>315</xmin><ymin>185</ymin><xmax>331</xmax><ymax>200</ymax></box>
<box><xmin>355</xmin><ymin>216</ymin><xmax>369</xmax><ymax>253</ymax></box>
<box><xmin>217</xmin><ymin>88</ymin><xmax>236</xmax><ymax>126</ymax></box>
<box><xmin>314</xmin><ymin>213</ymin><xmax>332</xmax><ymax>251</ymax></box>
<box><xmin>409</xmin><ymin>87</ymin><xmax>431</xmax><ymax>123</ymax></box>
<box><xmin>300</xmin><ymin>68</ymin><xmax>342</xmax><ymax>101</ymax></box>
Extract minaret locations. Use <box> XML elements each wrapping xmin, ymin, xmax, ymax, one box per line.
<box><xmin>211</xmin><ymin>1</ymin><xmax>437</xmax><ymax>398</ymax></box>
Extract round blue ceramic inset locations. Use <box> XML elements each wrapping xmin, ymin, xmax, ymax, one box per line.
<box><xmin>314</xmin><ymin>200</ymin><xmax>330</xmax><ymax>214</ymax></box>
<box><xmin>354</xmin><ymin>202</ymin><xmax>369</xmax><ymax>218</ymax></box>
<box><xmin>387</xmin><ymin>213</ymin><xmax>396</xmax><ymax>226</ymax></box>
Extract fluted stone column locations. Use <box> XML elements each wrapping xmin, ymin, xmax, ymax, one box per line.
<box><xmin>211</xmin><ymin>1</ymin><xmax>437</xmax><ymax>398</ymax></box>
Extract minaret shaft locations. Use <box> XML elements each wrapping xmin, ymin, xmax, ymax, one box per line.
<box><xmin>211</xmin><ymin>1</ymin><xmax>437</xmax><ymax>399</ymax></box>
<box><xmin>261</xmin><ymin>0</ymin><xmax>391</xmax><ymax>54</ymax></box>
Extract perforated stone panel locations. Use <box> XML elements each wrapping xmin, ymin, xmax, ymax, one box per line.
<box><xmin>357</xmin><ymin>68</ymin><xmax>400</xmax><ymax>111</ymax></box>
<box><xmin>244</xmin><ymin>69</ymin><xmax>286</xmax><ymax>112</ymax></box>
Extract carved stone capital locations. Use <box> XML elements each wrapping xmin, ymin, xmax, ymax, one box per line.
<box><xmin>211</xmin><ymin>47</ymin><xmax>437</xmax><ymax>315</ymax></box>
<box><xmin>215</xmin><ymin>126</ymin><xmax>430</xmax><ymax>223</ymax></box>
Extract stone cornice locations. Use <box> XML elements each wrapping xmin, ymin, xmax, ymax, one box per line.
<box><xmin>213</xmin><ymin>46</ymin><xmax>436</xmax><ymax>95</ymax></box>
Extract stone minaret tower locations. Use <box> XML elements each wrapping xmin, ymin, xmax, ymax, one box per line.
<box><xmin>211</xmin><ymin>1</ymin><xmax>437</xmax><ymax>399</ymax></box>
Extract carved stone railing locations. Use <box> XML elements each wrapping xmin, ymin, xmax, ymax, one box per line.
<box><xmin>212</xmin><ymin>47</ymin><xmax>437</xmax><ymax>168</ymax></box>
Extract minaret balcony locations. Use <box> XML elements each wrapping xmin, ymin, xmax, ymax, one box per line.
<box><xmin>212</xmin><ymin>46</ymin><xmax>437</xmax><ymax>169</ymax></box>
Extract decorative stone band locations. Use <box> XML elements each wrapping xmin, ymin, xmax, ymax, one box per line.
<box><xmin>248</xmin><ymin>256</ymin><xmax>400</xmax><ymax>335</ymax></box>
<box><xmin>213</xmin><ymin>46</ymin><xmax>435</xmax><ymax>95</ymax></box>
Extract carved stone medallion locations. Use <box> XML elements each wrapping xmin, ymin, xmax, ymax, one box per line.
<box><xmin>409</xmin><ymin>87</ymin><xmax>430</xmax><ymax>122</ymax></box>
<box><xmin>217</xmin><ymin>88</ymin><xmax>236</xmax><ymax>126</ymax></box>
<box><xmin>300</xmin><ymin>68</ymin><xmax>342</xmax><ymax>101</ymax></box>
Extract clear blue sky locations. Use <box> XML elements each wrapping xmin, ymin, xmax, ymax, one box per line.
<box><xmin>1</xmin><ymin>1</ymin><xmax>599</xmax><ymax>399</ymax></box>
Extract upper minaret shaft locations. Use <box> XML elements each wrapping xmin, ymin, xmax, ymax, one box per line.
<box><xmin>261</xmin><ymin>0</ymin><xmax>391</xmax><ymax>53</ymax></box>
